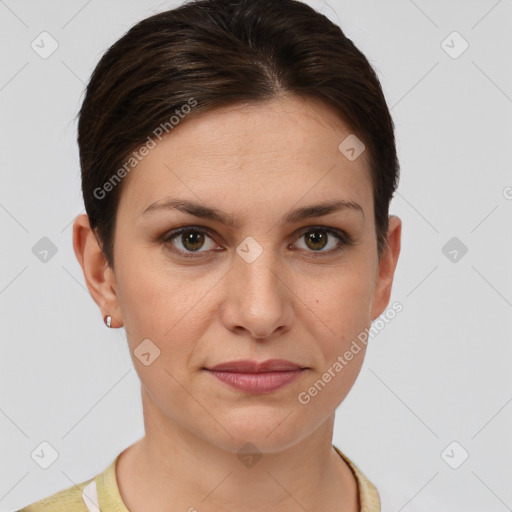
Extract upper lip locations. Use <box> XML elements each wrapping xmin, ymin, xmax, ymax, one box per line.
<box><xmin>206</xmin><ymin>359</ymin><xmax>306</xmax><ymax>373</ymax></box>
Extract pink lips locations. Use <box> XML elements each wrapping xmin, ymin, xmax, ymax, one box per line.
<box><xmin>205</xmin><ymin>359</ymin><xmax>306</xmax><ymax>394</ymax></box>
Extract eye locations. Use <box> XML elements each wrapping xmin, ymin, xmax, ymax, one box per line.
<box><xmin>293</xmin><ymin>227</ymin><xmax>350</xmax><ymax>254</ymax></box>
<box><xmin>164</xmin><ymin>227</ymin><xmax>219</xmax><ymax>257</ymax></box>
<box><xmin>161</xmin><ymin>225</ymin><xmax>352</xmax><ymax>259</ymax></box>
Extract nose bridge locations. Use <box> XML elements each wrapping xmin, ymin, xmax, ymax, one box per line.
<box><xmin>235</xmin><ymin>239</ymin><xmax>282</xmax><ymax>304</ymax></box>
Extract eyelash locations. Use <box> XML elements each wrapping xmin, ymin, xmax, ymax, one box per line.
<box><xmin>160</xmin><ymin>225</ymin><xmax>354</xmax><ymax>259</ymax></box>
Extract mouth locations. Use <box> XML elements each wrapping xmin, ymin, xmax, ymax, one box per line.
<box><xmin>205</xmin><ymin>359</ymin><xmax>307</xmax><ymax>373</ymax></box>
<box><xmin>204</xmin><ymin>359</ymin><xmax>308</xmax><ymax>393</ymax></box>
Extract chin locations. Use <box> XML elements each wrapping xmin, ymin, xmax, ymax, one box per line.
<box><xmin>202</xmin><ymin>414</ymin><xmax>308</xmax><ymax>454</ymax></box>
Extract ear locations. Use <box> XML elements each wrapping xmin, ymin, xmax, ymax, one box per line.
<box><xmin>370</xmin><ymin>215</ymin><xmax>402</xmax><ymax>321</ymax></box>
<box><xmin>72</xmin><ymin>213</ymin><xmax>123</xmax><ymax>328</ymax></box>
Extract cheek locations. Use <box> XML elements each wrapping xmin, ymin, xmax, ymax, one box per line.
<box><xmin>114</xmin><ymin>261</ymin><xmax>211</xmax><ymax>411</ymax></box>
<box><xmin>295</xmin><ymin>276</ymin><xmax>372</xmax><ymax>411</ymax></box>
<box><xmin>115</xmin><ymin>255</ymin><xmax>216</xmax><ymax>358</ymax></box>
<box><xmin>299</xmin><ymin>265</ymin><xmax>374</xmax><ymax>340</ymax></box>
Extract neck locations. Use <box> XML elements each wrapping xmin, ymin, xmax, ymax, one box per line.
<box><xmin>116</xmin><ymin>386</ymin><xmax>359</xmax><ymax>512</ymax></box>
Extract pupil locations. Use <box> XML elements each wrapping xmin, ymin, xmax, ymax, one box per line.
<box><xmin>306</xmin><ymin>231</ymin><xmax>327</xmax><ymax>250</ymax></box>
<box><xmin>183</xmin><ymin>232</ymin><xmax>204</xmax><ymax>251</ymax></box>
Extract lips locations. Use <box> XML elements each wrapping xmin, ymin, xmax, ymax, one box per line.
<box><xmin>205</xmin><ymin>359</ymin><xmax>307</xmax><ymax>393</ymax></box>
<box><xmin>206</xmin><ymin>359</ymin><xmax>306</xmax><ymax>373</ymax></box>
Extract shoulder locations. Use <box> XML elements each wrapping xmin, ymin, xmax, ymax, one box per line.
<box><xmin>16</xmin><ymin>476</ymin><xmax>95</xmax><ymax>512</ymax></box>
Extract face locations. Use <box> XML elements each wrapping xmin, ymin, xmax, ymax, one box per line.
<box><xmin>79</xmin><ymin>95</ymin><xmax>400</xmax><ymax>454</ymax></box>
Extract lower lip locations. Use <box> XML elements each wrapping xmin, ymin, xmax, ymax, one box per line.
<box><xmin>206</xmin><ymin>369</ymin><xmax>305</xmax><ymax>393</ymax></box>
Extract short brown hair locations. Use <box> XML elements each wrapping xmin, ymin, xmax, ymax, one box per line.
<box><xmin>77</xmin><ymin>0</ymin><xmax>400</xmax><ymax>267</ymax></box>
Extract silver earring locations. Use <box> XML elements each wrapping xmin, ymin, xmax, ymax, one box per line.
<box><xmin>104</xmin><ymin>315</ymin><xmax>112</xmax><ymax>328</ymax></box>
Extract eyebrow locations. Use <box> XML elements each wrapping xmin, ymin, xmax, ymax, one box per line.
<box><xmin>139</xmin><ymin>198</ymin><xmax>364</xmax><ymax>226</ymax></box>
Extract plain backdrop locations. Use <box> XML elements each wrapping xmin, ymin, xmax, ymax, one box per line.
<box><xmin>1</xmin><ymin>0</ymin><xmax>511</xmax><ymax>510</ymax></box>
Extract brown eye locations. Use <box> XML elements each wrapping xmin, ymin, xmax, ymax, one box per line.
<box><xmin>294</xmin><ymin>228</ymin><xmax>349</xmax><ymax>254</ymax></box>
<box><xmin>181</xmin><ymin>231</ymin><xmax>206</xmax><ymax>251</ymax></box>
<box><xmin>163</xmin><ymin>227</ymin><xmax>218</xmax><ymax>257</ymax></box>
<box><xmin>304</xmin><ymin>231</ymin><xmax>328</xmax><ymax>251</ymax></box>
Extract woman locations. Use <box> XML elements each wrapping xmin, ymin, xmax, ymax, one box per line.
<box><xmin>19</xmin><ymin>0</ymin><xmax>401</xmax><ymax>510</ymax></box>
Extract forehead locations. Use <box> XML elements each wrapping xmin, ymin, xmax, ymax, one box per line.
<box><xmin>117</xmin><ymin>95</ymin><xmax>372</xmax><ymax>218</ymax></box>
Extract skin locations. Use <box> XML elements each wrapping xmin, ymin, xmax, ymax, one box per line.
<box><xmin>73</xmin><ymin>94</ymin><xmax>401</xmax><ymax>512</ymax></box>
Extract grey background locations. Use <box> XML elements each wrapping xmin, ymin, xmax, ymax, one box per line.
<box><xmin>1</xmin><ymin>0</ymin><xmax>511</xmax><ymax>510</ymax></box>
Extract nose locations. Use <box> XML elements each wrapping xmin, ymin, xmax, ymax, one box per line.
<box><xmin>219</xmin><ymin>247</ymin><xmax>294</xmax><ymax>339</ymax></box>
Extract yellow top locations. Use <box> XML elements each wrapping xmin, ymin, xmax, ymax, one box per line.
<box><xmin>18</xmin><ymin>445</ymin><xmax>380</xmax><ymax>511</ymax></box>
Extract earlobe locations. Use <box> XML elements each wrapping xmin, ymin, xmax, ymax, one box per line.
<box><xmin>72</xmin><ymin>213</ymin><xmax>123</xmax><ymax>328</ymax></box>
<box><xmin>370</xmin><ymin>215</ymin><xmax>402</xmax><ymax>321</ymax></box>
